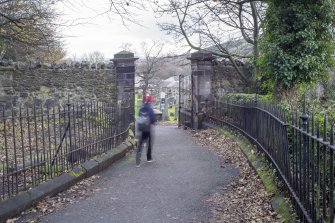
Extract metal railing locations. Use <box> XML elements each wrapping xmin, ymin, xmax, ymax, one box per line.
<box><xmin>206</xmin><ymin>98</ymin><xmax>335</xmax><ymax>223</ymax></box>
<box><xmin>0</xmin><ymin>100</ymin><xmax>132</xmax><ymax>201</ymax></box>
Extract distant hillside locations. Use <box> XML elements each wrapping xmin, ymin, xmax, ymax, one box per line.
<box><xmin>205</xmin><ymin>39</ymin><xmax>253</xmax><ymax>60</ymax></box>
<box><xmin>136</xmin><ymin>54</ymin><xmax>191</xmax><ymax>81</ymax></box>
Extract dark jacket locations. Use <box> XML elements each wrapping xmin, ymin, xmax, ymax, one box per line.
<box><xmin>139</xmin><ymin>103</ymin><xmax>156</xmax><ymax>125</ymax></box>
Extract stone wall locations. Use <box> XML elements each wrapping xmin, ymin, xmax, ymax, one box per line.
<box><xmin>212</xmin><ymin>61</ymin><xmax>252</xmax><ymax>95</ymax></box>
<box><xmin>0</xmin><ymin>62</ymin><xmax>117</xmax><ymax>109</ymax></box>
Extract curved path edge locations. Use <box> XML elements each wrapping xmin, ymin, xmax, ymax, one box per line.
<box><xmin>0</xmin><ymin>140</ymin><xmax>135</xmax><ymax>223</ymax></box>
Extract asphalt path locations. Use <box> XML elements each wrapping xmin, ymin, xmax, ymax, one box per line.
<box><xmin>42</xmin><ymin>125</ymin><xmax>238</xmax><ymax>223</ymax></box>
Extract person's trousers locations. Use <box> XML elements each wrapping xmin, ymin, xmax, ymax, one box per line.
<box><xmin>136</xmin><ymin>131</ymin><xmax>152</xmax><ymax>165</ymax></box>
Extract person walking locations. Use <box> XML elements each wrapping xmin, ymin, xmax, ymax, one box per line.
<box><xmin>136</xmin><ymin>95</ymin><xmax>156</xmax><ymax>167</ymax></box>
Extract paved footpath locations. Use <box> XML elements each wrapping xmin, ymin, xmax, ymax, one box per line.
<box><xmin>42</xmin><ymin>125</ymin><xmax>238</xmax><ymax>223</ymax></box>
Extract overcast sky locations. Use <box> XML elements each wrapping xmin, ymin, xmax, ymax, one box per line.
<box><xmin>58</xmin><ymin>0</ymin><xmax>183</xmax><ymax>59</ymax></box>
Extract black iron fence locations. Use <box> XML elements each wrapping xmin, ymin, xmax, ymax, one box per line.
<box><xmin>206</xmin><ymin>98</ymin><xmax>335</xmax><ymax>223</ymax></box>
<box><xmin>179</xmin><ymin>75</ymin><xmax>193</xmax><ymax>128</ymax></box>
<box><xmin>0</xmin><ymin>100</ymin><xmax>132</xmax><ymax>201</ymax></box>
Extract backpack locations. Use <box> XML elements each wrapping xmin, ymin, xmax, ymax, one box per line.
<box><xmin>137</xmin><ymin>110</ymin><xmax>151</xmax><ymax>132</ymax></box>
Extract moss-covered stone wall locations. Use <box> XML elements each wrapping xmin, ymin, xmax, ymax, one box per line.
<box><xmin>0</xmin><ymin>62</ymin><xmax>117</xmax><ymax>109</ymax></box>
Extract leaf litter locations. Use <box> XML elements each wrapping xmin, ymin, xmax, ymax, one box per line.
<box><xmin>6</xmin><ymin>175</ymin><xmax>100</xmax><ymax>223</ymax></box>
<box><xmin>187</xmin><ymin>129</ymin><xmax>279</xmax><ymax>223</ymax></box>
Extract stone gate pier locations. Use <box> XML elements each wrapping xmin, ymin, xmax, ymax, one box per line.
<box><xmin>188</xmin><ymin>51</ymin><xmax>214</xmax><ymax>129</ymax></box>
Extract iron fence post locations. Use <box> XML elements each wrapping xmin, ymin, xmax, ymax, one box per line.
<box><xmin>178</xmin><ymin>75</ymin><xmax>182</xmax><ymax>127</ymax></box>
<box><xmin>66</xmin><ymin>98</ymin><xmax>73</xmax><ymax>166</ymax></box>
<box><xmin>255</xmin><ymin>94</ymin><xmax>259</xmax><ymax>139</ymax></box>
<box><xmin>300</xmin><ymin>95</ymin><xmax>309</xmax><ymax>213</ymax></box>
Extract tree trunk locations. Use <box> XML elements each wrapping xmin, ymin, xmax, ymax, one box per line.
<box><xmin>142</xmin><ymin>80</ymin><xmax>149</xmax><ymax>102</ymax></box>
<box><xmin>251</xmin><ymin>2</ymin><xmax>259</xmax><ymax>93</ymax></box>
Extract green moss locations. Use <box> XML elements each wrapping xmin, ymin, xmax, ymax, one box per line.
<box><xmin>68</xmin><ymin>167</ymin><xmax>85</xmax><ymax>177</ymax></box>
<box><xmin>243</xmin><ymin>148</ymin><xmax>278</xmax><ymax>194</ymax></box>
<box><xmin>273</xmin><ymin>196</ymin><xmax>297</xmax><ymax>222</ymax></box>
<box><xmin>260</xmin><ymin>171</ymin><xmax>277</xmax><ymax>194</ymax></box>
<box><xmin>220</xmin><ymin>129</ymin><xmax>233</xmax><ymax>138</ymax></box>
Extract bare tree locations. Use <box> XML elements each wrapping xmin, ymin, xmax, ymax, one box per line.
<box><xmin>153</xmin><ymin>0</ymin><xmax>266</xmax><ymax>85</ymax></box>
<box><xmin>91</xmin><ymin>0</ymin><xmax>148</xmax><ymax>25</ymax></box>
<box><xmin>136</xmin><ymin>40</ymin><xmax>165</xmax><ymax>101</ymax></box>
<box><xmin>0</xmin><ymin>0</ymin><xmax>64</xmax><ymax>61</ymax></box>
<box><xmin>31</xmin><ymin>42</ymin><xmax>67</xmax><ymax>63</ymax></box>
<box><xmin>78</xmin><ymin>51</ymin><xmax>105</xmax><ymax>63</ymax></box>
<box><xmin>119</xmin><ymin>42</ymin><xmax>135</xmax><ymax>53</ymax></box>
<box><xmin>88</xmin><ymin>51</ymin><xmax>105</xmax><ymax>63</ymax></box>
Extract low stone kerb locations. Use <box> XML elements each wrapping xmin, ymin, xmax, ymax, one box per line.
<box><xmin>0</xmin><ymin>139</ymin><xmax>135</xmax><ymax>223</ymax></box>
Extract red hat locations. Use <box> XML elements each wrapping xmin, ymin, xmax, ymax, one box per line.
<box><xmin>145</xmin><ymin>95</ymin><xmax>154</xmax><ymax>104</ymax></box>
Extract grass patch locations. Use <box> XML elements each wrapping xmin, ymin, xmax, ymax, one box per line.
<box><xmin>39</xmin><ymin>164</ymin><xmax>64</xmax><ymax>175</ymax></box>
<box><xmin>0</xmin><ymin>163</ymin><xmax>6</xmax><ymax>171</ymax></box>
<box><xmin>135</xmin><ymin>93</ymin><xmax>140</xmax><ymax>118</ymax></box>
<box><xmin>167</xmin><ymin>106</ymin><xmax>177</xmax><ymax>122</ymax></box>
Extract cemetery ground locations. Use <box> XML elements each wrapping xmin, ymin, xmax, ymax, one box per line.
<box><xmin>7</xmin><ymin>124</ymin><xmax>295</xmax><ymax>223</ymax></box>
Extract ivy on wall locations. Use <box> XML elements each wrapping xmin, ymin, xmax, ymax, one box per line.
<box><xmin>258</xmin><ymin>0</ymin><xmax>335</xmax><ymax>94</ymax></box>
